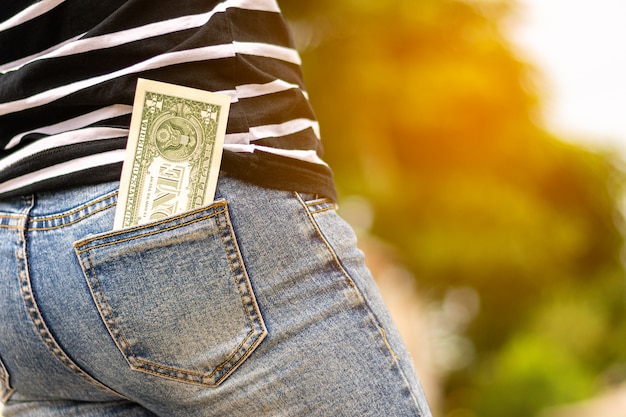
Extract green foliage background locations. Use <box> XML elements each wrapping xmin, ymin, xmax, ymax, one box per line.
<box><xmin>279</xmin><ymin>0</ymin><xmax>626</xmax><ymax>416</ymax></box>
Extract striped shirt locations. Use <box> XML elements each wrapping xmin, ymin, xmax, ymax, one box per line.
<box><xmin>0</xmin><ymin>0</ymin><xmax>336</xmax><ymax>200</ymax></box>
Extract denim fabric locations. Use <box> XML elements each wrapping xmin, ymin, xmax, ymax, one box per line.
<box><xmin>0</xmin><ymin>176</ymin><xmax>432</xmax><ymax>416</ymax></box>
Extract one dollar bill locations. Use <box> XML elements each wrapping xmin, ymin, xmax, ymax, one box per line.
<box><xmin>114</xmin><ymin>78</ymin><xmax>230</xmax><ymax>229</ymax></box>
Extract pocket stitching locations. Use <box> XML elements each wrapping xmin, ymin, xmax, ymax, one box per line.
<box><xmin>213</xmin><ymin>207</ymin><xmax>267</xmax><ymax>379</ymax></box>
<box><xmin>296</xmin><ymin>193</ymin><xmax>355</xmax><ymax>288</ymax></box>
<box><xmin>28</xmin><ymin>190</ymin><xmax>118</xmax><ymax>231</ymax></box>
<box><xmin>82</xmin><ymin>250</ymin><xmax>138</xmax><ymax>369</ymax></box>
<box><xmin>75</xmin><ymin>201</ymin><xmax>228</xmax><ymax>253</ymax></box>
<box><xmin>77</xmin><ymin>203</ymin><xmax>267</xmax><ymax>386</ymax></box>
<box><xmin>77</xmin><ymin>206</ymin><xmax>239</xmax><ymax>377</ymax></box>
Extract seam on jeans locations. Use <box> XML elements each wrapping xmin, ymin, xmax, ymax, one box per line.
<box><xmin>378</xmin><ymin>326</ymin><xmax>400</xmax><ymax>360</ymax></box>
<box><xmin>28</xmin><ymin>191</ymin><xmax>118</xmax><ymax>225</ymax></box>
<box><xmin>29</xmin><ymin>191</ymin><xmax>117</xmax><ymax>222</ymax></box>
<box><xmin>213</xmin><ymin>207</ymin><xmax>267</xmax><ymax>383</ymax></box>
<box><xmin>83</xmin><ymin>250</ymin><xmax>137</xmax><ymax>370</ymax></box>
<box><xmin>296</xmin><ymin>193</ymin><xmax>427</xmax><ymax>415</ymax></box>
<box><xmin>0</xmin><ymin>191</ymin><xmax>118</xmax><ymax>230</ymax></box>
<box><xmin>308</xmin><ymin>205</ymin><xmax>334</xmax><ymax>215</ymax></box>
<box><xmin>0</xmin><ymin>355</ymin><xmax>15</xmax><ymax>403</ymax></box>
<box><xmin>294</xmin><ymin>192</ymin><xmax>355</xmax><ymax>288</ymax></box>
<box><xmin>0</xmin><ymin>214</ymin><xmax>26</xmax><ymax>229</ymax></box>
<box><xmin>15</xmin><ymin>198</ymin><xmax>122</xmax><ymax>398</ymax></box>
<box><xmin>303</xmin><ymin>196</ymin><xmax>337</xmax><ymax>214</ymax></box>
<box><xmin>78</xmin><ymin>204</ymin><xmax>267</xmax><ymax>387</ymax></box>
<box><xmin>75</xmin><ymin>202</ymin><xmax>228</xmax><ymax>253</ymax></box>
<box><xmin>29</xmin><ymin>200</ymin><xmax>117</xmax><ymax>231</ymax></box>
<box><xmin>76</xmin><ymin>207</ymin><xmax>226</xmax><ymax>253</ymax></box>
<box><xmin>0</xmin><ymin>224</ymin><xmax>21</xmax><ymax>229</ymax></box>
<box><xmin>214</xmin><ymin>213</ymin><xmax>254</xmax><ymax>374</ymax></box>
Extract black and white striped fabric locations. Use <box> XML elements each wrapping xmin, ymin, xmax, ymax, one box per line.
<box><xmin>0</xmin><ymin>0</ymin><xmax>336</xmax><ymax>199</ymax></box>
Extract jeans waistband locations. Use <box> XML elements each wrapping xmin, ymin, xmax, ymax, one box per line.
<box><xmin>0</xmin><ymin>182</ymin><xmax>119</xmax><ymax>230</ymax></box>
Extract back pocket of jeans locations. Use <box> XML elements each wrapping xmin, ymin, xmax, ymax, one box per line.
<box><xmin>73</xmin><ymin>200</ymin><xmax>267</xmax><ymax>387</ymax></box>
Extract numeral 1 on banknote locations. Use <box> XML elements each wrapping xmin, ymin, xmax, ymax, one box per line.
<box><xmin>114</xmin><ymin>78</ymin><xmax>231</xmax><ymax>229</ymax></box>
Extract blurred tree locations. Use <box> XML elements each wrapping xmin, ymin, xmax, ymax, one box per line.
<box><xmin>280</xmin><ymin>0</ymin><xmax>626</xmax><ymax>416</ymax></box>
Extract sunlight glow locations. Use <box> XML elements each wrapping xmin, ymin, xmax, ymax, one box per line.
<box><xmin>508</xmin><ymin>0</ymin><xmax>626</xmax><ymax>151</ymax></box>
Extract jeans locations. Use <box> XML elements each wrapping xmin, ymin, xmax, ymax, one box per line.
<box><xmin>0</xmin><ymin>176</ymin><xmax>432</xmax><ymax>416</ymax></box>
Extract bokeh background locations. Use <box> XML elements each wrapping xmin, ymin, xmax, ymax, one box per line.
<box><xmin>1</xmin><ymin>2</ymin><xmax>623</xmax><ymax>416</ymax></box>
<box><xmin>279</xmin><ymin>0</ymin><xmax>626</xmax><ymax>416</ymax></box>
